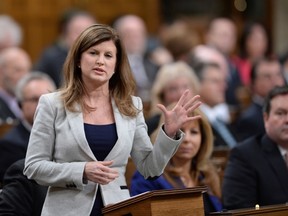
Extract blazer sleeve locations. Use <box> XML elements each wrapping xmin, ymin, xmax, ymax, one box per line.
<box><xmin>130</xmin><ymin>96</ymin><xmax>184</xmax><ymax>179</ymax></box>
<box><xmin>24</xmin><ymin>94</ymin><xmax>87</xmax><ymax>189</ymax></box>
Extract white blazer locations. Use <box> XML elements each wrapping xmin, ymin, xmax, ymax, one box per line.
<box><xmin>24</xmin><ymin>92</ymin><xmax>183</xmax><ymax>216</ymax></box>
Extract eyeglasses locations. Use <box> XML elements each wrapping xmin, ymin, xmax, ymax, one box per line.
<box><xmin>22</xmin><ymin>97</ymin><xmax>40</xmax><ymax>103</ymax></box>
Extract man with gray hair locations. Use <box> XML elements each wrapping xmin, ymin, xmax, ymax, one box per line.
<box><xmin>0</xmin><ymin>47</ymin><xmax>32</xmax><ymax>122</ymax></box>
<box><xmin>113</xmin><ymin>14</ymin><xmax>159</xmax><ymax>107</ymax></box>
<box><xmin>0</xmin><ymin>15</ymin><xmax>22</xmax><ymax>50</ymax></box>
<box><xmin>0</xmin><ymin>72</ymin><xmax>56</xmax><ymax>186</ymax></box>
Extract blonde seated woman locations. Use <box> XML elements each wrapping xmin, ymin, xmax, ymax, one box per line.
<box><xmin>146</xmin><ymin>61</ymin><xmax>200</xmax><ymax>135</ymax></box>
<box><xmin>130</xmin><ymin>108</ymin><xmax>222</xmax><ymax>213</ymax></box>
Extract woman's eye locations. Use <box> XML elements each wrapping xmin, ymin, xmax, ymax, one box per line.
<box><xmin>190</xmin><ymin>129</ymin><xmax>199</xmax><ymax>134</ymax></box>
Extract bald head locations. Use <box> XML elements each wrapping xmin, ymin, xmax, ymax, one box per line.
<box><xmin>0</xmin><ymin>47</ymin><xmax>32</xmax><ymax>95</ymax></box>
<box><xmin>63</xmin><ymin>13</ymin><xmax>96</xmax><ymax>48</ymax></box>
<box><xmin>0</xmin><ymin>15</ymin><xmax>22</xmax><ymax>50</ymax></box>
<box><xmin>191</xmin><ymin>45</ymin><xmax>229</xmax><ymax>78</ymax></box>
<box><xmin>114</xmin><ymin>15</ymin><xmax>147</xmax><ymax>55</ymax></box>
<box><xmin>206</xmin><ymin>18</ymin><xmax>237</xmax><ymax>55</ymax></box>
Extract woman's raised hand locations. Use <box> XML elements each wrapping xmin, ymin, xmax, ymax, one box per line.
<box><xmin>157</xmin><ymin>90</ymin><xmax>201</xmax><ymax>138</ymax></box>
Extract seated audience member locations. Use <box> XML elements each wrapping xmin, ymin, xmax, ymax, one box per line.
<box><xmin>160</xmin><ymin>18</ymin><xmax>199</xmax><ymax>62</ymax></box>
<box><xmin>146</xmin><ymin>61</ymin><xmax>200</xmax><ymax>135</ymax></box>
<box><xmin>233</xmin><ymin>21</ymin><xmax>271</xmax><ymax>86</ymax></box>
<box><xmin>0</xmin><ymin>159</ymin><xmax>47</xmax><ymax>215</ymax></box>
<box><xmin>234</xmin><ymin>57</ymin><xmax>285</xmax><ymax>141</ymax></box>
<box><xmin>280</xmin><ymin>52</ymin><xmax>288</xmax><ymax>84</ymax></box>
<box><xmin>222</xmin><ymin>85</ymin><xmax>288</xmax><ymax>210</ymax></box>
<box><xmin>0</xmin><ymin>47</ymin><xmax>32</xmax><ymax>122</ymax></box>
<box><xmin>131</xmin><ymin>108</ymin><xmax>222</xmax><ymax>213</ymax></box>
<box><xmin>113</xmin><ymin>14</ymin><xmax>160</xmax><ymax>106</ymax></box>
<box><xmin>204</xmin><ymin>17</ymin><xmax>242</xmax><ymax>109</ymax></box>
<box><xmin>280</xmin><ymin>46</ymin><xmax>288</xmax><ymax>85</ymax></box>
<box><xmin>193</xmin><ymin>61</ymin><xmax>238</xmax><ymax>148</ymax></box>
<box><xmin>189</xmin><ymin>45</ymin><xmax>240</xmax><ymax>121</ymax></box>
<box><xmin>0</xmin><ymin>72</ymin><xmax>56</xmax><ymax>185</ymax></box>
<box><xmin>34</xmin><ymin>8</ymin><xmax>96</xmax><ymax>88</ymax></box>
<box><xmin>0</xmin><ymin>15</ymin><xmax>22</xmax><ymax>50</ymax></box>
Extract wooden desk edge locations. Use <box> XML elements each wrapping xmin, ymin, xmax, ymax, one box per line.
<box><xmin>102</xmin><ymin>186</ymin><xmax>208</xmax><ymax>214</ymax></box>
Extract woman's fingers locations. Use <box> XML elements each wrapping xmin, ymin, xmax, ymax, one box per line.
<box><xmin>85</xmin><ymin>160</ymin><xmax>119</xmax><ymax>184</ymax></box>
<box><xmin>96</xmin><ymin>172</ymin><xmax>118</xmax><ymax>185</ymax></box>
<box><xmin>176</xmin><ymin>89</ymin><xmax>190</xmax><ymax>107</ymax></box>
<box><xmin>182</xmin><ymin>94</ymin><xmax>201</xmax><ymax>111</ymax></box>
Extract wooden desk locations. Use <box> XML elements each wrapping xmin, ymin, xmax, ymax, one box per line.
<box><xmin>210</xmin><ymin>204</ymin><xmax>288</xmax><ymax>216</ymax></box>
<box><xmin>102</xmin><ymin>186</ymin><xmax>207</xmax><ymax>216</ymax></box>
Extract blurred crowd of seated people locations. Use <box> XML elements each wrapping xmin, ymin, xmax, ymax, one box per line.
<box><xmin>0</xmin><ymin>11</ymin><xmax>287</xmax><ymax>215</ymax></box>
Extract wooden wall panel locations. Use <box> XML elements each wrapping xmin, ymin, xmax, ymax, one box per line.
<box><xmin>0</xmin><ymin>0</ymin><xmax>160</xmax><ymax>62</ymax></box>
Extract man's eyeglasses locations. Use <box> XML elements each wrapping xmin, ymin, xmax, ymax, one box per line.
<box><xmin>22</xmin><ymin>97</ymin><xmax>40</xmax><ymax>103</ymax></box>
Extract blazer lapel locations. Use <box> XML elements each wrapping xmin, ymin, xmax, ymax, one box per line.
<box><xmin>104</xmin><ymin>99</ymin><xmax>131</xmax><ymax>161</ymax></box>
<box><xmin>65</xmin><ymin>100</ymin><xmax>132</xmax><ymax>162</ymax></box>
<box><xmin>262</xmin><ymin>135</ymin><xmax>288</xmax><ymax>195</ymax></box>
<box><xmin>66</xmin><ymin>107</ymin><xmax>96</xmax><ymax>160</ymax></box>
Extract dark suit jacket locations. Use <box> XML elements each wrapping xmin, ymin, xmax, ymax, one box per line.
<box><xmin>0</xmin><ymin>159</ymin><xmax>47</xmax><ymax>216</ymax></box>
<box><xmin>211</xmin><ymin>121</ymin><xmax>239</xmax><ymax>148</ymax></box>
<box><xmin>146</xmin><ymin>113</ymin><xmax>161</xmax><ymax>136</ymax></box>
<box><xmin>0</xmin><ymin>121</ymin><xmax>30</xmax><ymax>184</ymax></box>
<box><xmin>225</xmin><ymin>58</ymin><xmax>242</xmax><ymax>108</ymax></box>
<box><xmin>34</xmin><ymin>41</ymin><xmax>68</xmax><ymax>88</ymax></box>
<box><xmin>222</xmin><ymin>134</ymin><xmax>288</xmax><ymax>210</ymax></box>
<box><xmin>0</xmin><ymin>97</ymin><xmax>16</xmax><ymax>121</ymax></box>
<box><xmin>234</xmin><ymin>101</ymin><xmax>265</xmax><ymax>141</ymax></box>
<box><xmin>143</xmin><ymin>54</ymin><xmax>159</xmax><ymax>83</ymax></box>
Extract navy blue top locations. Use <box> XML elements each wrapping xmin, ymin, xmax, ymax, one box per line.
<box><xmin>84</xmin><ymin>123</ymin><xmax>118</xmax><ymax>216</ymax></box>
<box><xmin>84</xmin><ymin>123</ymin><xmax>118</xmax><ymax>161</ymax></box>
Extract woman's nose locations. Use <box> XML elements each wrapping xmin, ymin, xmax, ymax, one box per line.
<box><xmin>96</xmin><ymin>61</ymin><xmax>104</xmax><ymax>66</ymax></box>
<box><xmin>183</xmin><ymin>132</ymin><xmax>192</xmax><ymax>141</ymax></box>
<box><xmin>96</xmin><ymin>55</ymin><xmax>104</xmax><ymax>66</ymax></box>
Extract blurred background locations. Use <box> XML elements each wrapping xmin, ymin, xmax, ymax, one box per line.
<box><xmin>0</xmin><ymin>0</ymin><xmax>287</xmax><ymax>62</ymax></box>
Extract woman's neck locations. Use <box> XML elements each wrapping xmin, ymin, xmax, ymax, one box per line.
<box><xmin>83</xmin><ymin>90</ymin><xmax>115</xmax><ymax>125</ymax></box>
<box><xmin>172</xmin><ymin>158</ymin><xmax>192</xmax><ymax>175</ymax></box>
<box><xmin>84</xmin><ymin>88</ymin><xmax>110</xmax><ymax>108</ymax></box>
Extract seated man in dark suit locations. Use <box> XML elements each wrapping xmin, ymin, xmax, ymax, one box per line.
<box><xmin>192</xmin><ymin>60</ymin><xmax>238</xmax><ymax>148</ymax></box>
<box><xmin>34</xmin><ymin>9</ymin><xmax>96</xmax><ymax>88</ymax></box>
<box><xmin>234</xmin><ymin>57</ymin><xmax>285</xmax><ymax>141</ymax></box>
<box><xmin>0</xmin><ymin>159</ymin><xmax>47</xmax><ymax>215</ymax></box>
<box><xmin>222</xmin><ymin>85</ymin><xmax>288</xmax><ymax>209</ymax></box>
<box><xmin>0</xmin><ymin>47</ymin><xmax>32</xmax><ymax>122</ymax></box>
<box><xmin>0</xmin><ymin>72</ymin><xmax>55</xmax><ymax>185</ymax></box>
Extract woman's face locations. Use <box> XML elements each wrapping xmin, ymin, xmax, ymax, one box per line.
<box><xmin>246</xmin><ymin>25</ymin><xmax>268</xmax><ymax>60</ymax></box>
<box><xmin>173</xmin><ymin>120</ymin><xmax>202</xmax><ymax>161</ymax></box>
<box><xmin>80</xmin><ymin>40</ymin><xmax>117</xmax><ymax>88</ymax></box>
<box><xmin>162</xmin><ymin>76</ymin><xmax>193</xmax><ymax>106</ymax></box>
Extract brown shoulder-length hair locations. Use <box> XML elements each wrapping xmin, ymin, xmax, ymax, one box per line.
<box><xmin>60</xmin><ymin>24</ymin><xmax>138</xmax><ymax>117</ymax></box>
<box><xmin>151</xmin><ymin>107</ymin><xmax>221</xmax><ymax>198</ymax></box>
